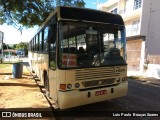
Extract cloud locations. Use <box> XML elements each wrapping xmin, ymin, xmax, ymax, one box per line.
<box><xmin>0</xmin><ymin>24</ymin><xmax>37</xmax><ymax>44</ymax></box>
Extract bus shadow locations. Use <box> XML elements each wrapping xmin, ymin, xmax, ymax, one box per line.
<box><xmin>0</xmin><ymin>83</ymin><xmax>38</xmax><ymax>87</ymax></box>
<box><xmin>0</xmin><ymin>73</ymin><xmax>12</xmax><ymax>75</ymax></box>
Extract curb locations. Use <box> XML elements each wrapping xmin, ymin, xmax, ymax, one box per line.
<box><xmin>129</xmin><ymin>78</ymin><xmax>160</xmax><ymax>86</ymax></box>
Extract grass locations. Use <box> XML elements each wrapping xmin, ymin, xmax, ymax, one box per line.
<box><xmin>0</xmin><ymin>63</ymin><xmax>12</xmax><ymax>68</ymax></box>
<box><xmin>0</xmin><ymin>60</ymin><xmax>22</xmax><ymax>68</ymax></box>
<box><xmin>0</xmin><ymin>59</ymin><xmax>23</xmax><ymax>64</ymax></box>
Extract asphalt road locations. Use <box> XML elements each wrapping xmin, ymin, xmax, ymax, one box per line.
<box><xmin>53</xmin><ymin>79</ymin><xmax>160</xmax><ymax>120</ymax></box>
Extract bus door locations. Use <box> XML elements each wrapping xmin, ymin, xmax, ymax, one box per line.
<box><xmin>48</xmin><ymin>21</ymin><xmax>57</xmax><ymax>101</ymax></box>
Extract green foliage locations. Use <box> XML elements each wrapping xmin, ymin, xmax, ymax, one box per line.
<box><xmin>2</xmin><ymin>43</ymin><xmax>12</xmax><ymax>49</ymax></box>
<box><xmin>0</xmin><ymin>64</ymin><xmax>11</xmax><ymax>68</ymax></box>
<box><xmin>13</xmin><ymin>44</ymin><xmax>17</xmax><ymax>50</ymax></box>
<box><xmin>15</xmin><ymin>42</ymin><xmax>28</xmax><ymax>50</ymax></box>
<box><xmin>15</xmin><ymin>42</ymin><xmax>28</xmax><ymax>55</ymax></box>
<box><xmin>0</xmin><ymin>0</ymin><xmax>85</xmax><ymax>28</ymax></box>
<box><xmin>56</xmin><ymin>0</ymin><xmax>85</xmax><ymax>7</ymax></box>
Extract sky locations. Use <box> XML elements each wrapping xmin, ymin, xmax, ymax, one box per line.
<box><xmin>0</xmin><ymin>0</ymin><xmax>107</xmax><ymax>44</ymax></box>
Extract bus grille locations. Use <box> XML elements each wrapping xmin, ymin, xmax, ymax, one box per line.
<box><xmin>82</xmin><ymin>78</ymin><xmax>115</xmax><ymax>87</ymax></box>
<box><xmin>75</xmin><ymin>67</ymin><xmax>119</xmax><ymax>81</ymax></box>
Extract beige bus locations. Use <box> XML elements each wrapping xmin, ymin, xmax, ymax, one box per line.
<box><xmin>28</xmin><ymin>6</ymin><xmax>128</xmax><ymax>109</ymax></box>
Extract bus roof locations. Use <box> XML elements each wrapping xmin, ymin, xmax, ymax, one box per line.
<box><xmin>44</xmin><ymin>6</ymin><xmax>124</xmax><ymax>27</ymax></box>
<box><xmin>57</xmin><ymin>6</ymin><xmax>124</xmax><ymax>25</ymax></box>
<box><xmin>35</xmin><ymin>6</ymin><xmax>124</xmax><ymax>39</ymax></box>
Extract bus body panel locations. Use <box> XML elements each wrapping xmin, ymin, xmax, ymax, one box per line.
<box><xmin>58</xmin><ymin>82</ymin><xmax>128</xmax><ymax>109</ymax></box>
<box><xmin>49</xmin><ymin>69</ymin><xmax>66</xmax><ymax>101</ymax></box>
<box><xmin>41</xmin><ymin>53</ymin><xmax>49</xmax><ymax>84</ymax></box>
<box><xmin>64</xmin><ymin>66</ymin><xmax>127</xmax><ymax>89</ymax></box>
<box><xmin>29</xmin><ymin>52</ymin><xmax>49</xmax><ymax>86</ymax></box>
<box><xmin>48</xmin><ymin>68</ymin><xmax>57</xmax><ymax>100</ymax></box>
<box><xmin>35</xmin><ymin>53</ymin><xmax>40</xmax><ymax>77</ymax></box>
<box><xmin>56</xmin><ymin>65</ymin><xmax>127</xmax><ymax>109</ymax></box>
<box><xmin>28</xmin><ymin>52</ymin><xmax>32</xmax><ymax>69</ymax></box>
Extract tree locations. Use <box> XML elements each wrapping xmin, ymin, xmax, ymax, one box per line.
<box><xmin>15</xmin><ymin>42</ymin><xmax>28</xmax><ymax>55</ymax></box>
<box><xmin>0</xmin><ymin>0</ymin><xmax>85</xmax><ymax>28</ymax></box>
<box><xmin>2</xmin><ymin>43</ymin><xmax>12</xmax><ymax>49</ymax></box>
<box><xmin>13</xmin><ymin>44</ymin><xmax>17</xmax><ymax>50</ymax></box>
<box><xmin>15</xmin><ymin>42</ymin><xmax>28</xmax><ymax>50</ymax></box>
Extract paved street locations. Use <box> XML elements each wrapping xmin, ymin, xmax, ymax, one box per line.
<box><xmin>53</xmin><ymin>79</ymin><xmax>160</xmax><ymax>120</ymax></box>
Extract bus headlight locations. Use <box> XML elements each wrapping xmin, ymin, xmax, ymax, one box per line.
<box><xmin>117</xmin><ymin>78</ymin><xmax>120</xmax><ymax>82</ymax></box>
<box><xmin>67</xmin><ymin>84</ymin><xmax>72</xmax><ymax>89</ymax></box>
<box><xmin>75</xmin><ymin>83</ymin><xmax>80</xmax><ymax>88</ymax></box>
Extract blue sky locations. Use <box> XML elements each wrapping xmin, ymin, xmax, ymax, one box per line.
<box><xmin>0</xmin><ymin>0</ymin><xmax>107</xmax><ymax>44</ymax></box>
<box><xmin>85</xmin><ymin>0</ymin><xmax>107</xmax><ymax>9</ymax></box>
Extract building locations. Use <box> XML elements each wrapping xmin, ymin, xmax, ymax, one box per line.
<box><xmin>98</xmin><ymin>0</ymin><xmax>160</xmax><ymax>78</ymax></box>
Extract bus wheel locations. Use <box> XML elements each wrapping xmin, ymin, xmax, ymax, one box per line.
<box><xmin>44</xmin><ymin>74</ymin><xmax>50</xmax><ymax>98</ymax></box>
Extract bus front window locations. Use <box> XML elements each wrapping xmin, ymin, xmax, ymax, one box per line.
<box><xmin>58</xmin><ymin>22</ymin><xmax>126</xmax><ymax>69</ymax></box>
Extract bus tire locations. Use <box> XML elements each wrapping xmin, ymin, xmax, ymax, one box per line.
<box><xmin>44</xmin><ymin>73</ymin><xmax>50</xmax><ymax>98</ymax></box>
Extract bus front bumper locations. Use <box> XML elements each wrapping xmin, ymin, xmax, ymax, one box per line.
<box><xmin>58</xmin><ymin>82</ymin><xmax>128</xmax><ymax>109</ymax></box>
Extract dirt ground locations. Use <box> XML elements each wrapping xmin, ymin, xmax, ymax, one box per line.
<box><xmin>0</xmin><ymin>63</ymin><xmax>50</xmax><ymax>108</ymax></box>
<box><xmin>0</xmin><ymin>63</ymin><xmax>55</xmax><ymax>119</ymax></box>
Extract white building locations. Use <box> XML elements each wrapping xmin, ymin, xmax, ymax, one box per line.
<box><xmin>98</xmin><ymin>0</ymin><xmax>160</xmax><ymax>78</ymax></box>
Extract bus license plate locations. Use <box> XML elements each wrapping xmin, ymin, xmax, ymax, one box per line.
<box><xmin>95</xmin><ymin>90</ymin><xmax>107</xmax><ymax>96</ymax></box>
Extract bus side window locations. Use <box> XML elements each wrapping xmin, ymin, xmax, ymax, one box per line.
<box><xmin>36</xmin><ymin>34</ymin><xmax>39</xmax><ymax>52</ymax></box>
<box><xmin>44</xmin><ymin>27</ymin><xmax>49</xmax><ymax>52</ymax></box>
<box><xmin>33</xmin><ymin>38</ymin><xmax>35</xmax><ymax>52</ymax></box>
<box><xmin>49</xmin><ymin>42</ymin><xmax>56</xmax><ymax>69</ymax></box>
<box><xmin>35</xmin><ymin>35</ymin><xmax>37</xmax><ymax>52</ymax></box>
<box><xmin>39</xmin><ymin>31</ymin><xmax>43</xmax><ymax>52</ymax></box>
<box><xmin>49</xmin><ymin>23</ymin><xmax>57</xmax><ymax>70</ymax></box>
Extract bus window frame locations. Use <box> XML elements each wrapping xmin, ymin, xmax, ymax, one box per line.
<box><xmin>57</xmin><ymin>21</ymin><xmax>126</xmax><ymax>70</ymax></box>
<box><xmin>49</xmin><ymin>17</ymin><xmax>57</xmax><ymax>70</ymax></box>
<box><xmin>43</xmin><ymin>26</ymin><xmax>49</xmax><ymax>53</ymax></box>
<box><xmin>36</xmin><ymin>34</ymin><xmax>39</xmax><ymax>52</ymax></box>
<box><xmin>39</xmin><ymin>31</ymin><xmax>43</xmax><ymax>52</ymax></box>
<box><xmin>49</xmin><ymin>37</ymin><xmax>57</xmax><ymax>70</ymax></box>
<box><xmin>33</xmin><ymin>38</ymin><xmax>35</xmax><ymax>52</ymax></box>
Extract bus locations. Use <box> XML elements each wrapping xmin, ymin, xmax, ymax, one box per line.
<box><xmin>28</xmin><ymin>6</ymin><xmax>128</xmax><ymax>109</ymax></box>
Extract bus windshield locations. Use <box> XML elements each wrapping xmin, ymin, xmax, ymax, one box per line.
<box><xmin>58</xmin><ymin>21</ymin><xmax>126</xmax><ymax>69</ymax></box>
